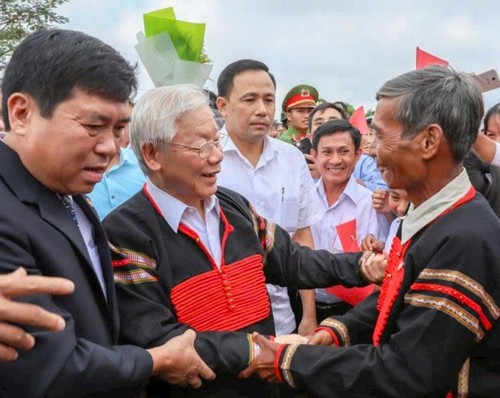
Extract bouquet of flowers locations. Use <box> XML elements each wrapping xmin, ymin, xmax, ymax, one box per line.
<box><xmin>135</xmin><ymin>7</ymin><xmax>213</xmax><ymax>87</ymax></box>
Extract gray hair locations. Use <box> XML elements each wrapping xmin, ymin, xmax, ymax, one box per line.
<box><xmin>130</xmin><ymin>84</ymin><xmax>209</xmax><ymax>173</ymax></box>
<box><xmin>376</xmin><ymin>65</ymin><xmax>484</xmax><ymax>161</ymax></box>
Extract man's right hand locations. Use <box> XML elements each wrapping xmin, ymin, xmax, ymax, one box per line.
<box><xmin>0</xmin><ymin>267</ymin><xmax>74</xmax><ymax>361</ymax></box>
<box><xmin>147</xmin><ymin>329</ymin><xmax>216</xmax><ymax>388</ymax></box>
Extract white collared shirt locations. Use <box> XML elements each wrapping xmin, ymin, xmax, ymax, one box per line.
<box><xmin>312</xmin><ymin>175</ymin><xmax>384</xmax><ymax>253</ymax></box>
<box><xmin>218</xmin><ymin>126</ymin><xmax>323</xmax><ymax>233</ymax></box>
<box><xmin>146</xmin><ymin>180</ymin><xmax>222</xmax><ymax>267</ymax></box>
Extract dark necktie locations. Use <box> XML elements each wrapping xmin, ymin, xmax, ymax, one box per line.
<box><xmin>61</xmin><ymin>195</ymin><xmax>79</xmax><ymax>226</ymax></box>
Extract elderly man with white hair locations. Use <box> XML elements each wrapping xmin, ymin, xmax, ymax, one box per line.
<box><xmin>102</xmin><ymin>84</ymin><xmax>384</xmax><ymax>398</ymax></box>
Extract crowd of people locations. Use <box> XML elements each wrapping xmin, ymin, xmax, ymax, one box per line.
<box><xmin>0</xmin><ymin>28</ymin><xmax>499</xmax><ymax>398</ymax></box>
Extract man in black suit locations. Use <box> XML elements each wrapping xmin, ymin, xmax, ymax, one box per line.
<box><xmin>0</xmin><ymin>29</ymin><xmax>214</xmax><ymax>397</ymax></box>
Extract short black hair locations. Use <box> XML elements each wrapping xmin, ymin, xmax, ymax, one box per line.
<box><xmin>312</xmin><ymin>119</ymin><xmax>361</xmax><ymax>151</ymax></box>
<box><xmin>484</xmin><ymin>102</ymin><xmax>500</xmax><ymax>133</ymax></box>
<box><xmin>2</xmin><ymin>29</ymin><xmax>137</xmax><ymax>130</ymax></box>
<box><xmin>217</xmin><ymin>59</ymin><xmax>276</xmax><ymax>98</ymax></box>
<box><xmin>308</xmin><ymin>101</ymin><xmax>348</xmax><ymax>131</ymax></box>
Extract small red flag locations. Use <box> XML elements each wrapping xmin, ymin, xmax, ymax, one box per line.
<box><xmin>416</xmin><ymin>47</ymin><xmax>449</xmax><ymax>69</ymax></box>
<box><xmin>336</xmin><ymin>219</ymin><xmax>361</xmax><ymax>252</ymax></box>
<box><xmin>349</xmin><ymin>106</ymin><xmax>370</xmax><ymax>135</ymax></box>
<box><xmin>325</xmin><ymin>219</ymin><xmax>374</xmax><ymax>306</ymax></box>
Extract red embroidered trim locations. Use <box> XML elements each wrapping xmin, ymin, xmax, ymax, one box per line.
<box><xmin>219</xmin><ymin>209</ymin><xmax>234</xmax><ymax>267</ymax></box>
<box><xmin>170</xmin><ymin>254</ymin><xmax>271</xmax><ymax>332</ymax></box>
<box><xmin>274</xmin><ymin>344</ymin><xmax>286</xmax><ymax>384</ymax></box>
<box><xmin>373</xmin><ymin>237</ymin><xmax>409</xmax><ymax>346</ymax></box>
<box><xmin>411</xmin><ymin>282</ymin><xmax>493</xmax><ymax>331</ymax></box>
<box><xmin>112</xmin><ymin>258</ymin><xmax>131</xmax><ymax>268</ymax></box>
<box><xmin>178</xmin><ymin>223</ymin><xmax>219</xmax><ymax>270</ymax></box>
<box><xmin>372</xmin><ymin>186</ymin><xmax>476</xmax><ymax>346</ymax></box>
<box><xmin>143</xmin><ymin>184</ymin><xmax>163</xmax><ymax>216</ymax></box>
<box><xmin>314</xmin><ymin>326</ymin><xmax>340</xmax><ymax>346</ymax></box>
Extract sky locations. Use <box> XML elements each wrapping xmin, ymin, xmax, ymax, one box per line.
<box><xmin>57</xmin><ymin>0</ymin><xmax>500</xmax><ymax>117</ymax></box>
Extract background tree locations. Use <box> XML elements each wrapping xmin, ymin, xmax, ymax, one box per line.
<box><xmin>0</xmin><ymin>0</ymin><xmax>69</xmax><ymax>74</ymax></box>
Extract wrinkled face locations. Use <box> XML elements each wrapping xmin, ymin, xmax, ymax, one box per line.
<box><xmin>217</xmin><ymin>70</ymin><xmax>275</xmax><ymax>144</ymax></box>
<box><xmin>310</xmin><ymin>107</ymin><xmax>343</xmax><ymax>135</ymax></box>
<box><xmin>485</xmin><ymin>114</ymin><xmax>500</xmax><ymax>142</ymax></box>
<box><xmin>287</xmin><ymin>107</ymin><xmax>313</xmax><ymax>131</ymax></box>
<box><xmin>10</xmin><ymin>89</ymin><xmax>130</xmax><ymax>194</ymax></box>
<box><xmin>388</xmin><ymin>189</ymin><xmax>409</xmax><ymax>217</ymax></box>
<box><xmin>150</xmin><ymin>106</ymin><xmax>223</xmax><ymax>208</ymax></box>
<box><xmin>372</xmin><ymin>98</ymin><xmax>425</xmax><ymax>192</ymax></box>
<box><xmin>312</xmin><ymin>131</ymin><xmax>361</xmax><ymax>189</ymax></box>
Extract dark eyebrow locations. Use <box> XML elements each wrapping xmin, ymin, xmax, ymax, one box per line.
<box><xmin>80</xmin><ymin>113</ymin><xmax>131</xmax><ymax>124</ymax></box>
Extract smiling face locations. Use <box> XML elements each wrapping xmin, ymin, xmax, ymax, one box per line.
<box><xmin>145</xmin><ymin>105</ymin><xmax>223</xmax><ymax>211</ymax></box>
<box><xmin>372</xmin><ymin>98</ymin><xmax>426</xmax><ymax>194</ymax></box>
<box><xmin>312</xmin><ymin>131</ymin><xmax>362</xmax><ymax>190</ymax></box>
<box><xmin>217</xmin><ymin>69</ymin><xmax>275</xmax><ymax>145</ymax></box>
<box><xmin>7</xmin><ymin>88</ymin><xmax>130</xmax><ymax>194</ymax></box>
<box><xmin>388</xmin><ymin>189</ymin><xmax>409</xmax><ymax>217</ymax></box>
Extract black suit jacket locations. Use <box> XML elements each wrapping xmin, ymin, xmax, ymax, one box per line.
<box><xmin>0</xmin><ymin>142</ymin><xmax>152</xmax><ymax>397</ymax></box>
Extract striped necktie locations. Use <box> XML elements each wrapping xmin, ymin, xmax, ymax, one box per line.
<box><xmin>61</xmin><ymin>195</ymin><xmax>79</xmax><ymax>226</ymax></box>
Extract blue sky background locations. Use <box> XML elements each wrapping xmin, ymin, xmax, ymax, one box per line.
<box><xmin>57</xmin><ymin>0</ymin><xmax>500</xmax><ymax>116</ymax></box>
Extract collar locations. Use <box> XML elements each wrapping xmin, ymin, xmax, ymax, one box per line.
<box><xmin>221</xmin><ymin>124</ymin><xmax>278</xmax><ymax>166</ymax></box>
<box><xmin>145</xmin><ymin>179</ymin><xmax>220</xmax><ymax>232</ymax></box>
<box><xmin>402</xmin><ymin>168</ymin><xmax>472</xmax><ymax>244</ymax></box>
<box><xmin>316</xmin><ymin>175</ymin><xmax>360</xmax><ymax>208</ymax></box>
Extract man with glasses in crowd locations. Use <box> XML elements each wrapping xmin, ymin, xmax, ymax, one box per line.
<box><xmin>102</xmin><ymin>84</ymin><xmax>385</xmax><ymax>397</ymax></box>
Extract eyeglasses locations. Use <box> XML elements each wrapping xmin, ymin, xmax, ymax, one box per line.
<box><xmin>168</xmin><ymin>133</ymin><xmax>229</xmax><ymax>159</ymax></box>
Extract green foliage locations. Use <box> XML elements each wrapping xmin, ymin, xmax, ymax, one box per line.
<box><xmin>344</xmin><ymin>102</ymin><xmax>355</xmax><ymax>116</ymax></box>
<box><xmin>0</xmin><ymin>0</ymin><xmax>69</xmax><ymax>73</ymax></box>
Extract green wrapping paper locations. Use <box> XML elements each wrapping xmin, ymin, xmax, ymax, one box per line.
<box><xmin>137</xmin><ymin>7</ymin><xmax>213</xmax><ymax>87</ymax></box>
<box><xmin>143</xmin><ymin>7</ymin><xmax>206</xmax><ymax>63</ymax></box>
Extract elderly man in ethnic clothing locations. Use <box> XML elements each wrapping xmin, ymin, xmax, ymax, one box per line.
<box><xmin>241</xmin><ymin>66</ymin><xmax>500</xmax><ymax>397</ymax></box>
<box><xmin>102</xmin><ymin>85</ymin><xmax>384</xmax><ymax>398</ymax></box>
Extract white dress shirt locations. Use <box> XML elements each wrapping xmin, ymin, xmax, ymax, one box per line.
<box><xmin>145</xmin><ymin>180</ymin><xmax>222</xmax><ymax>267</ymax></box>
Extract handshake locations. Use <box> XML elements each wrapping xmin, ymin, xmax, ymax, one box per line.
<box><xmin>152</xmin><ymin>328</ymin><xmax>341</xmax><ymax>389</ymax></box>
<box><xmin>238</xmin><ymin>331</ymin><xmax>336</xmax><ymax>383</ymax></box>
<box><xmin>148</xmin><ymin>249</ymin><xmax>386</xmax><ymax>389</ymax></box>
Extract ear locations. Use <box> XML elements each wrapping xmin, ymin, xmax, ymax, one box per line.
<box><xmin>311</xmin><ymin>148</ymin><xmax>318</xmax><ymax>161</ymax></box>
<box><xmin>420</xmin><ymin>124</ymin><xmax>443</xmax><ymax>160</ymax></box>
<box><xmin>216</xmin><ymin>96</ymin><xmax>228</xmax><ymax>118</ymax></box>
<box><xmin>141</xmin><ymin>143</ymin><xmax>164</xmax><ymax>172</ymax></box>
<box><xmin>7</xmin><ymin>93</ymin><xmax>35</xmax><ymax>136</ymax></box>
<box><xmin>354</xmin><ymin>147</ymin><xmax>363</xmax><ymax>162</ymax></box>
<box><xmin>286</xmin><ymin>111</ymin><xmax>292</xmax><ymax>123</ymax></box>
